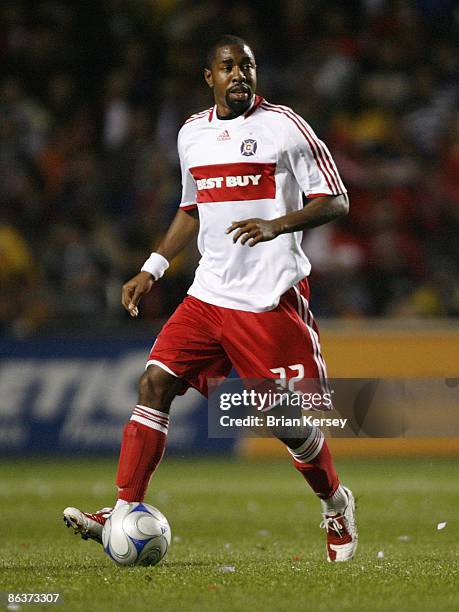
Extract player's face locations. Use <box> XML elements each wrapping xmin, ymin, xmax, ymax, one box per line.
<box><xmin>204</xmin><ymin>44</ymin><xmax>257</xmax><ymax>117</ymax></box>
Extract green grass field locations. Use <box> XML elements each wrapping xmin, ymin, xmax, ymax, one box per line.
<box><xmin>0</xmin><ymin>457</ymin><xmax>457</xmax><ymax>612</ymax></box>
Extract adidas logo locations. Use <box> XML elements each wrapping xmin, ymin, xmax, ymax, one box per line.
<box><xmin>217</xmin><ymin>129</ymin><xmax>231</xmax><ymax>141</ymax></box>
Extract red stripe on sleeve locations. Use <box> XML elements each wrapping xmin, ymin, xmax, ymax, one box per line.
<box><xmin>261</xmin><ymin>102</ymin><xmax>343</xmax><ymax>194</ymax></box>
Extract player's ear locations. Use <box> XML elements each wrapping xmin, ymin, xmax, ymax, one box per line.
<box><xmin>204</xmin><ymin>68</ymin><xmax>213</xmax><ymax>88</ymax></box>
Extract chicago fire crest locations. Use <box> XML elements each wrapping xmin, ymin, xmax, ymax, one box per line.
<box><xmin>240</xmin><ymin>139</ymin><xmax>257</xmax><ymax>156</ymax></box>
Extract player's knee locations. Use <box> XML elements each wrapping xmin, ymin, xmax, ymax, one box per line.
<box><xmin>138</xmin><ymin>366</ymin><xmax>178</xmax><ymax>411</ymax></box>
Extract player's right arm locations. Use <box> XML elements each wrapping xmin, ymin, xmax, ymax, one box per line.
<box><xmin>121</xmin><ymin>208</ymin><xmax>199</xmax><ymax>317</ymax></box>
<box><xmin>122</xmin><ymin>122</ymin><xmax>200</xmax><ymax>317</ymax></box>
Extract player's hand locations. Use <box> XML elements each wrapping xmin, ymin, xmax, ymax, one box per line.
<box><xmin>121</xmin><ymin>271</ymin><xmax>154</xmax><ymax>317</ymax></box>
<box><xmin>226</xmin><ymin>218</ymin><xmax>281</xmax><ymax>247</ymax></box>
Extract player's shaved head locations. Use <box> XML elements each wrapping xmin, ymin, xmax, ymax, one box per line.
<box><xmin>205</xmin><ymin>35</ymin><xmax>254</xmax><ymax>68</ymax></box>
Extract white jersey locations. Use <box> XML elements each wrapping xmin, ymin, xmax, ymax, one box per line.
<box><xmin>178</xmin><ymin>96</ymin><xmax>346</xmax><ymax>312</ymax></box>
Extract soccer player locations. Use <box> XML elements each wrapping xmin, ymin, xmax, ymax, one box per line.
<box><xmin>64</xmin><ymin>35</ymin><xmax>357</xmax><ymax>562</ymax></box>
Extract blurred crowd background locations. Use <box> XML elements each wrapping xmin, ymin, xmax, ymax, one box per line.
<box><xmin>1</xmin><ymin>0</ymin><xmax>458</xmax><ymax>336</ymax></box>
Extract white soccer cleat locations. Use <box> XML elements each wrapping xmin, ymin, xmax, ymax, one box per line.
<box><xmin>63</xmin><ymin>506</ymin><xmax>113</xmax><ymax>544</ymax></box>
<box><xmin>320</xmin><ymin>486</ymin><xmax>358</xmax><ymax>562</ymax></box>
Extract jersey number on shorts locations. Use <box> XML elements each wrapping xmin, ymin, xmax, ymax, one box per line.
<box><xmin>269</xmin><ymin>364</ymin><xmax>304</xmax><ymax>391</ymax></box>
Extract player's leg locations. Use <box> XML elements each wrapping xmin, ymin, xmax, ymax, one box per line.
<box><xmin>115</xmin><ymin>365</ymin><xmax>185</xmax><ymax>506</ymax></box>
<box><xmin>222</xmin><ymin>278</ymin><xmax>357</xmax><ymax>561</ymax></box>
<box><xmin>63</xmin><ymin>365</ymin><xmax>184</xmax><ymax>543</ymax></box>
<box><xmin>63</xmin><ymin>295</ymin><xmax>231</xmax><ymax>543</ymax></box>
<box><xmin>114</xmin><ymin>299</ymin><xmax>231</xmax><ymax>505</ymax></box>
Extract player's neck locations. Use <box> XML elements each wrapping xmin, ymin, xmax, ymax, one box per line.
<box><xmin>215</xmin><ymin>96</ymin><xmax>255</xmax><ymax>120</ymax></box>
<box><xmin>216</xmin><ymin>110</ymin><xmax>243</xmax><ymax>120</ymax></box>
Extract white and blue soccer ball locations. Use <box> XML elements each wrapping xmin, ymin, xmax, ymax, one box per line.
<box><xmin>102</xmin><ymin>503</ymin><xmax>171</xmax><ymax>567</ymax></box>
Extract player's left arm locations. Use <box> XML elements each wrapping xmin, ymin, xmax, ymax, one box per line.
<box><xmin>227</xmin><ymin>193</ymin><xmax>349</xmax><ymax>247</ymax></box>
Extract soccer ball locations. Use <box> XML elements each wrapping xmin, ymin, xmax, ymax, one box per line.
<box><xmin>102</xmin><ymin>502</ymin><xmax>171</xmax><ymax>567</ymax></box>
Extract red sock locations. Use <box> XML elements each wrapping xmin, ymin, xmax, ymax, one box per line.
<box><xmin>293</xmin><ymin>440</ymin><xmax>339</xmax><ymax>499</ymax></box>
<box><xmin>115</xmin><ymin>405</ymin><xmax>169</xmax><ymax>503</ymax></box>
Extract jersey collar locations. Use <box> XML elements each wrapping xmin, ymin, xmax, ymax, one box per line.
<box><xmin>208</xmin><ymin>95</ymin><xmax>264</xmax><ymax>123</ymax></box>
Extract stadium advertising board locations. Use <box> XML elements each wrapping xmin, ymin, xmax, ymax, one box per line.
<box><xmin>0</xmin><ymin>337</ymin><xmax>235</xmax><ymax>455</ymax></box>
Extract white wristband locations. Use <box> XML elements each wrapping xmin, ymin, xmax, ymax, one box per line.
<box><xmin>141</xmin><ymin>252</ymin><xmax>169</xmax><ymax>280</ymax></box>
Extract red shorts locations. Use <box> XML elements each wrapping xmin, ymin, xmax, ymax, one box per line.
<box><xmin>147</xmin><ymin>278</ymin><xmax>328</xmax><ymax>397</ymax></box>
